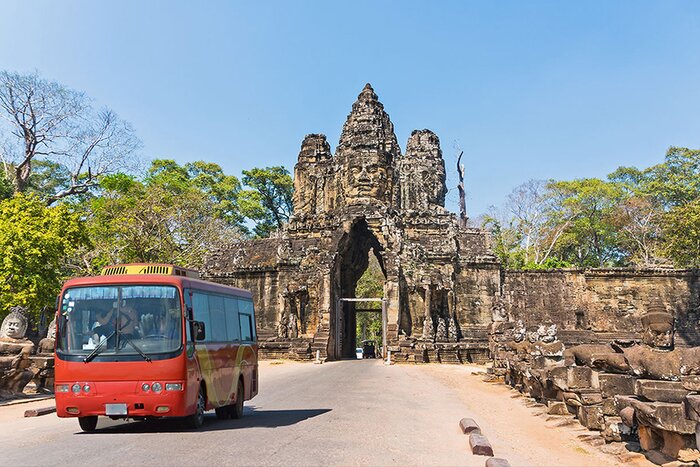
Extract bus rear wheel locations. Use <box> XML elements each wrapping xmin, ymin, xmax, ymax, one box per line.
<box><xmin>78</xmin><ymin>416</ymin><xmax>98</xmax><ymax>432</ymax></box>
<box><xmin>231</xmin><ymin>380</ymin><xmax>244</xmax><ymax>419</ymax></box>
<box><xmin>185</xmin><ymin>386</ymin><xmax>206</xmax><ymax>429</ymax></box>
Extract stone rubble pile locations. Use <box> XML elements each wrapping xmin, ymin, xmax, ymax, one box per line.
<box><xmin>488</xmin><ymin>301</ymin><xmax>700</xmax><ymax>464</ymax></box>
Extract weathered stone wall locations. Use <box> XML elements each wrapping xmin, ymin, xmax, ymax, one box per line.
<box><xmin>503</xmin><ymin>269</ymin><xmax>700</xmax><ymax>346</ymax></box>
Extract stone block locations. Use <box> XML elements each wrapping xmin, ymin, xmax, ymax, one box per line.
<box><xmin>579</xmin><ymin>391</ymin><xmax>603</xmax><ymax>406</ymax></box>
<box><xmin>601</xmin><ymin>416</ymin><xmax>632</xmax><ymax>442</ymax></box>
<box><xmin>485</xmin><ymin>459</ymin><xmax>511</xmax><ymax>467</ymax></box>
<box><xmin>635</xmin><ymin>379</ymin><xmax>689</xmax><ymax>403</ymax></box>
<box><xmin>568</xmin><ymin>366</ymin><xmax>594</xmax><ymax>389</ymax></box>
<box><xmin>684</xmin><ymin>394</ymin><xmax>700</xmax><ymax>422</ymax></box>
<box><xmin>602</xmin><ymin>397</ymin><xmax>617</xmax><ymax>416</ymax></box>
<box><xmin>598</xmin><ymin>373</ymin><xmax>635</xmax><ymax>398</ymax></box>
<box><xmin>459</xmin><ymin>418</ymin><xmax>481</xmax><ymax>434</ymax></box>
<box><xmin>660</xmin><ymin>430</ymin><xmax>696</xmax><ymax>459</ymax></box>
<box><xmin>615</xmin><ymin>394</ymin><xmax>639</xmax><ymax>412</ymax></box>
<box><xmin>549</xmin><ymin>366</ymin><xmax>568</xmax><ymax>390</ymax></box>
<box><xmin>638</xmin><ymin>425</ymin><xmax>662</xmax><ymax>451</ymax></box>
<box><xmin>547</xmin><ymin>401</ymin><xmax>569</xmax><ymax>415</ymax></box>
<box><xmin>631</xmin><ymin>399</ymin><xmax>697</xmax><ymax>434</ymax></box>
<box><xmin>577</xmin><ymin>404</ymin><xmax>605</xmax><ymax>431</ymax></box>
<box><xmin>620</xmin><ymin>406</ymin><xmax>636</xmax><ymax>428</ymax></box>
<box><xmin>681</xmin><ymin>375</ymin><xmax>700</xmax><ymax>392</ymax></box>
<box><xmin>469</xmin><ymin>433</ymin><xmax>494</xmax><ymax>457</ymax></box>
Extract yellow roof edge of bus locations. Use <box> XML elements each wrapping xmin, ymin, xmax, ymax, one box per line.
<box><xmin>100</xmin><ymin>263</ymin><xmax>200</xmax><ymax>279</ymax></box>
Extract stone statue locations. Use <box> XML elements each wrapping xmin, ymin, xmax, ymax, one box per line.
<box><xmin>37</xmin><ymin>318</ymin><xmax>56</xmax><ymax>355</ymax></box>
<box><xmin>569</xmin><ymin>300</ymin><xmax>700</xmax><ymax>380</ymax></box>
<box><xmin>0</xmin><ymin>307</ymin><xmax>35</xmax><ymax>398</ymax></box>
<box><xmin>277</xmin><ymin>310</ymin><xmax>289</xmax><ymax>338</ymax></box>
<box><xmin>422</xmin><ymin>316</ymin><xmax>434</xmax><ymax>341</ymax></box>
<box><xmin>288</xmin><ymin>311</ymin><xmax>298</xmax><ymax>339</ymax></box>
<box><xmin>436</xmin><ymin>318</ymin><xmax>447</xmax><ymax>342</ymax></box>
<box><xmin>448</xmin><ymin>316</ymin><xmax>458</xmax><ymax>342</ymax></box>
<box><xmin>491</xmin><ymin>293</ymin><xmax>507</xmax><ymax>322</ymax></box>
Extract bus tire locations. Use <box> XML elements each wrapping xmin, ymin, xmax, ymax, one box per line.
<box><xmin>186</xmin><ymin>385</ymin><xmax>206</xmax><ymax>429</ymax></box>
<box><xmin>78</xmin><ymin>416</ymin><xmax>98</xmax><ymax>432</ymax></box>
<box><xmin>231</xmin><ymin>380</ymin><xmax>244</xmax><ymax>419</ymax></box>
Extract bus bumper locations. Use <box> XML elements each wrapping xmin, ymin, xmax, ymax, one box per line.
<box><xmin>55</xmin><ymin>380</ymin><xmax>191</xmax><ymax>418</ymax></box>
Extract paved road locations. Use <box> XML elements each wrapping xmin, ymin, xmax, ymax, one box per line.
<box><xmin>0</xmin><ymin>360</ymin><xmax>636</xmax><ymax>466</ymax></box>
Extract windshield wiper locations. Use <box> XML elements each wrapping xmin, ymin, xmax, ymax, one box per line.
<box><xmin>121</xmin><ymin>336</ymin><xmax>152</xmax><ymax>363</ymax></box>
<box><xmin>84</xmin><ymin>330</ymin><xmax>117</xmax><ymax>363</ymax></box>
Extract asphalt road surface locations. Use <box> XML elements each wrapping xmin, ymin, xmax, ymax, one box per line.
<box><xmin>0</xmin><ymin>360</ymin><xmax>640</xmax><ymax>466</ymax></box>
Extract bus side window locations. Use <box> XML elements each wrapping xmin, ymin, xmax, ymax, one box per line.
<box><xmin>224</xmin><ymin>298</ymin><xmax>240</xmax><ymax>342</ymax></box>
<box><xmin>184</xmin><ymin>289</ymin><xmax>193</xmax><ymax>342</ymax></box>
<box><xmin>239</xmin><ymin>313</ymin><xmax>253</xmax><ymax>342</ymax></box>
<box><xmin>208</xmin><ymin>295</ymin><xmax>227</xmax><ymax>342</ymax></box>
<box><xmin>239</xmin><ymin>299</ymin><xmax>256</xmax><ymax>341</ymax></box>
<box><xmin>192</xmin><ymin>292</ymin><xmax>211</xmax><ymax>342</ymax></box>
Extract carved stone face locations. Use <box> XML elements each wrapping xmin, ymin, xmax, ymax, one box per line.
<box><xmin>642</xmin><ymin>323</ymin><xmax>674</xmax><ymax>349</ymax></box>
<box><xmin>345</xmin><ymin>157</ymin><xmax>388</xmax><ymax>202</ymax></box>
<box><xmin>3</xmin><ymin>317</ymin><xmax>25</xmax><ymax>339</ymax></box>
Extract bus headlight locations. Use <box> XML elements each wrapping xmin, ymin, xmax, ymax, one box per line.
<box><xmin>165</xmin><ymin>383</ymin><xmax>183</xmax><ymax>391</ymax></box>
<box><xmin>141</xmin><ymin>383</ymin><xmax>150</xmax><ymax>392</ymax></box>
<box><xmin>56</xmin><ymin>384</ymin><xmax>69</xmax><ymax>393</ymax></box>
<box><xmin>152</xmin><ymin>382</ymin><xmax>162</xmax><ymax>393</ymax></box>
<box><xmin>71</xmin><ymin>383</ymin><xmax>81</xmax><ymax>394</ymax></box>
<box><xmin>83</xmin><ymin>384</ymin><xmax>91</xmax><ymax>393</ymax></box>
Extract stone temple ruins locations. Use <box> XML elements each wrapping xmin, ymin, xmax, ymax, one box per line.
<box><xmin>205</xmin><ymin>84</ymin><xmax>501</xmax><ymax>362</ymax></box>
<box><xmin>204</xmin><ymin>84</ymin><xmax>700</xmax><ymax>462</ymax></box>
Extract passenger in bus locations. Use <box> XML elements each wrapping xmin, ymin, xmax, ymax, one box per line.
<box><xmin>118</xmin><ymin>304</ymin><xmax>139</xmax><ymax>339</ymax></box>
<box><xmin>92</xmin><ymin>307</ymin><xmax>116</xmax><ymax>343</ymax></box>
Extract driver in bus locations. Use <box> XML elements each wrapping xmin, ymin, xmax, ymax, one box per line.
<box><xmin>92</xmin><ymin>307</ymin><xmax>116</xmax><ymax>343</ymax></box>
<box><xmin>118</xmin><ymin>304</ymin><xmax>139</xmax><ymax>339</ymax></box>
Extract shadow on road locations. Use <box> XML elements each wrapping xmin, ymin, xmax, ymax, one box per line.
<box><xmin>78</xmin><ymin>407</ymin><xmax>332</xmax><ymax>434</ymax></box>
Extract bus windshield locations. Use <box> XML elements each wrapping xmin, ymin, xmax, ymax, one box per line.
<box><xmin>57</xmin><ymin>285</ymin><xmax>182</xmax><ymax>357</ymax></box>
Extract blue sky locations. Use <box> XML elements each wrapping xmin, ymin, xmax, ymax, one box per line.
<box><xmin>1</xmin><ymin>1</ymin><xmax>699</xmax><ymax>217</ymax></box>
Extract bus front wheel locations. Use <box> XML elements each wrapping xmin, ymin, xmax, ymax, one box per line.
<box><xmin>78</xmin><ymin>416</ymin><xmax>98</xmax><ymax>432</ymax></box>
<box><xmin>186</xmin><ymin>386</ymin><xmax>206</xmax><ymax>429</ymax></box>
<box><xmin>231</xmin><ymin>380</ymin><xmax>244</xmax><ymax>419</ymax></box>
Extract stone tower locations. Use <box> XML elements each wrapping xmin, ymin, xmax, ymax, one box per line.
<box><xmin>205</xmin><ymin>84</ymin><xmax>500</xmax><ymax>362</ymax></box>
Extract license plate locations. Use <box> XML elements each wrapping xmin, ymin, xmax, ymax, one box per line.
<box><xmin>105</xmin><ymin>403</ymin><xmax>128</xmax><ymax>416</ymax></box>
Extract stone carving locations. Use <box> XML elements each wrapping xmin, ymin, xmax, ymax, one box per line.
<box><xmin>204</xmin><ymin>83</ymin><xmax>500</xmax><ymax>362</ymax></box>
<box><xmin>491</xmin><ymin>293</ymin><xmax>507</xmax><ymax>322</ymax></box>
<box><xmin>436</xmin><ymin>318</ymin><xmax>447</xmax><ymax>342</ymax></box>
<box><xmin>448</xmin><ymin>316</ymin><xmax>458</xmax><ymax>342</ymax></box>
<box><xmin>422</xmin><ymin>316</ymin><xmax>434</xmax><ymax>341</ymax></box>
<box><xmin>0</xmin><ymin>307</ymin><xmax>35</xmax><ymax>397</ymax></box>
<box><xmin>37</xmin><ymin>318</ymin><xmax>56</xmax><ymax>355</ymax></box>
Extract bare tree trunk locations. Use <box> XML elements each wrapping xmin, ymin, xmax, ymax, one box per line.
<box><xmin>456</xmin><ymin>151</ymin><xmax>467</xmax><ymax>228</ymax></box>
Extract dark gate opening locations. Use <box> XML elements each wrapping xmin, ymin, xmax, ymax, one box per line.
<box><xmin>332</xmin><ymin>218</ymin><xmax>386</xmax><ymax>360</ymax></box>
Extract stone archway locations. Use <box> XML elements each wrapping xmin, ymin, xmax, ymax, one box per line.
<box><xmin>330</xmin><ymin>218</ymin><xmax>386</xmax><ymax>359</ymax></box>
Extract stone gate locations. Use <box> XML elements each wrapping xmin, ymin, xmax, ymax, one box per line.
<box><xmin>204</xmin><ymin>84</ymin><xmax>500</xmax><ymax>361</ymax></box>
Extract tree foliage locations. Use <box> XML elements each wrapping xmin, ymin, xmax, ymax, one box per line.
<box><xmin>484</xmin><ymin>146</ymin><xmax>700</xmax><ymax>269</ymax></box>
<box><xmin>0</xmin><ymin>194</ymin><xmax>89</xmax><ymax>323</ymax></box>
<box><xmin>0</xmin><ymin>70</ymin><xmax>141</xmax><ymax>203</ymax></box>
<box><xmin>239</xmin><ymin>166</ymin><xmax>293</xmax><ymax>238</ymax></box>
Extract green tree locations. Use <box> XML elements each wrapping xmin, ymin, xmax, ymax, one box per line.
<box><xmin>662</xmin><ymin>201</ymin><xmax>700</xmax><ymax>267</ymax></box>
<box><xmin>82</xmin><ymin>161</ymin><xmax>244</xmax><ymax>272</ymax></box>
<box><xmin>0</xmin><ymin>194</ymin><xmax>88</xmax><ymax>323</ymax></box>
<box><xmin>355</xmin><ymin>252</ymin><xmax>384</xmax><ymax>349</ymax></box>
<box><xmin>239</xmin><ymin>166</ymin><xmax>293</xmax><ymax>238</ymax></box>
<box><xmin>548</xmin><ymin>178</ymin><xmax>624</xmax><ymax>267</ymax></box>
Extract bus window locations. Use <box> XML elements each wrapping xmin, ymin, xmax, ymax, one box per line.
<box><xmin>208</xmin><ymin>295</ymin><xmax>227</xmax><ymax>342</ymax></box>
<box><xmin>224</xmin><ymin>298</ymin><xmax>240</xmax><ymax>341</ymax></box>
<box><xmin>192</xmin><ymin>292</ymin><xmax>211</xmax><ymax>341</ymax></box>
<box><xmin>239</xmin><ymin>299</ymin><xmax>256</xmax><ymax>340</ymax></box>
<box><xmin>239</xmin><ymin>313</ymin><xmax>253</xmax><ymax>342</ymax></box>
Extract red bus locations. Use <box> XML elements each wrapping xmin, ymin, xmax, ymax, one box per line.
<box><xmin>54</xmin><ymin>264</ymin><xmax>258</xmax><ymax>432</ymax></box>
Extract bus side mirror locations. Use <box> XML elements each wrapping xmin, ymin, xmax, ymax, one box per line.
<box><xmin>194</xmin><ymin>321</ymin><xmax>206</xmax><ymax>341</ymax></box>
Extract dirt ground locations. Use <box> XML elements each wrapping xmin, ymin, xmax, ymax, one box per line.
<box><xmin>421</xmin><ymin>363</ymin><xmax>654</xmax><ymax>467</ymax></box>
